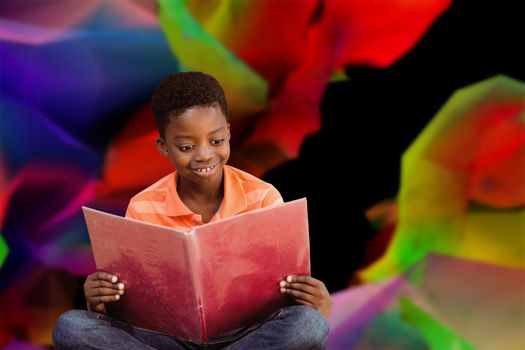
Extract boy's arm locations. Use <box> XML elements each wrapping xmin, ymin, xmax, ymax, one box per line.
<box><xmin>261</xmin><ymin>186</ymin><xmax>284</xmax><ymax>207</ymax></box>
<box><xmin>125</xmin><ymin>203</ymin><xmax>141</xmax><ymax>220</ymax></box>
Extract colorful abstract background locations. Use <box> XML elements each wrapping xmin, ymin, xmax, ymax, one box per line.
<box><xmin>0</xmin><ymin>0</ymin><xmax>524</xmax><ymax>349</ymax></box>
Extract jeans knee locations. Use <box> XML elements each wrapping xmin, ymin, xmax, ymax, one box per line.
<box><xmin>298</xmin><ymin>305</ymin><xmax>329</xmax><ymax>335</ymax></box>
<box><xmin>54</xmin><ymin>310</ymin><xmax>77</xmax><ymax>332</ymax></box>
<box><xmin>52</xmin><ymin>310</ymin><xmax>93</xmax><ymax>347</ymax></box>
<box><xmin>282</xmin><ymin>305</ymin><xmax>329</xmax><ymax>349</ymax></box>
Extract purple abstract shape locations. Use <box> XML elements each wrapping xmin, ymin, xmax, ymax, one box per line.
<box><xmin>0</xmin><ymin>95</ymin><xmax>99</xmax><ymax>172</ymax></box>
<box><xmin>0</xmin><ymin>28</ymin><xmax>178</xmax><ymax>141</ymax></box>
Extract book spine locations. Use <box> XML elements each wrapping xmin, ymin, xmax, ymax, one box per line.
<box><xmin>186</xmin><ymin>231</ymin><xmax>207</xmax><ymax>342</ymax></box>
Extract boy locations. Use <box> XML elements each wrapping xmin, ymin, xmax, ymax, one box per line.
<box><xmin>53</xmin><ymin>72</ymin><xmax>332</xmax><ymax>349</ymax></box>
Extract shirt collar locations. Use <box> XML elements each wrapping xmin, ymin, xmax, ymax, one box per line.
<box><xmin>164</xmin><ymin>166</ymin><xmax>247</xmax><ymax>218</ymax></box>
<box><xmin>165</xmin><ymin>173</ymin><xmax>193</xmax><ymax>217</ymax></box>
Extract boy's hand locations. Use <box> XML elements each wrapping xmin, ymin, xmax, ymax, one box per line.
<box><xmin>84</xmin><ymin>271</ymin><xmax>125</xmax><ymax>314</ymax></box>
<box><xmin>279</xmin><ymin>275</ymin><xmax>332</xmax><ymax>319</ymax></box>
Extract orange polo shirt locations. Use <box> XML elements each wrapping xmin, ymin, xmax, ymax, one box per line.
<box><xmin>125</xmin><ymin>165</ymin><xmax>283</xmax><ymax>231</ymax></box>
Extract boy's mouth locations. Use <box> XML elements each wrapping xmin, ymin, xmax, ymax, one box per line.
<box><xmin>195</xmin><ymin>166</ymin><xmax>214</xmax><ymax>173</ymax></box>
<box><xmin>191</xmin><ymin>163</ymin><xmax>219</xmax><ymax>177</ymax></box>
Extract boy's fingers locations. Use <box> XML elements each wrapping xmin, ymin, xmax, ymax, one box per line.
<box><xmin>94</xmin><ymin>280</ymin><xmax>125</xmax><ymax>290</ymax></box>
<box><xmin>282</xmin><ymin>282</ymin><xmax>317</xmax><ymax>296</ymax></box>
<box><xmin>280</xmin><ymin>288</ymin><xmax>314</xmax><ymax>304</ymax></box>
<box><xmin>88</xmin><ymin>280</ymin><xmax>121</xmax><ymax>290</ymax></box>
<box><xmin>280</xmin><ymin>279</ymin><xmax>327</xmax><ymax>297</ymax></box>
<box><xmin>95</xmin><ymin>271</ymin><xmax>118</xmax><ymax>283</ymax></box>
<box><xmin>286</xmin><ymin>275</ymin><xmax>323</xmax><ymax>287</ymax></box>
<box><xmin>85</xmin><ymin>279</ymin><xmax>125</xmax><ymax>297</ymax></box>
<box><xmin>87</xmin><ymin>287</ymin><xmax>124</xmax><ymax>298</ymax></box>
<box><xmin>95</xmin><ymin>294</ymin><xmax>122</xmax><ymax>304</ymax></box>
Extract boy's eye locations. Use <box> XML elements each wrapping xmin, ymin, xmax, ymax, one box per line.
<box><xmin>211</xmin><ymin>139</ymin><xmax>225</xmax><ymax>145</ymax></box>
<box><xmin>178</xmin><ymin>145</ymin><xmax>195</xmax><ymax>152</ymax></box>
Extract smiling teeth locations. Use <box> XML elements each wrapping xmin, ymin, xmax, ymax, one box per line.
<box><xmin>196</xmin><ymin>166</ymin><xmax>214</xmax><ymax>172</ymax></box>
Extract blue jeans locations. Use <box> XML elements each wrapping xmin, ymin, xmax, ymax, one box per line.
<box><xmin>52</xmin><ymin>305</ymin><xmax>329</xmax><ymax>349</ymax></box>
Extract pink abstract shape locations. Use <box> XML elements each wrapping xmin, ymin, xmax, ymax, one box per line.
<box><xmin>0</xmin><ymin>0</ymin><xmax>99</xmax><ymax>44</ymax></box>
<box><xmin>328</xmin><ymin>254</ymin><xmax>525</xmax><ymax>349</ymax></box>
<box><xmin>0</xmin><ymin>153</ymin><xmax>17</xmax><ymax>230</ymax></box>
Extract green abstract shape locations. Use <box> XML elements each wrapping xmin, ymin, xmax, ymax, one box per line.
<box><xmin>158</xmin><ymin>0</ymin><xmax>268</xmax><ymax>117</ymax></box>
<box><xmin>330</xmin><ymin>71</ymin><xmax>350</xmax><ymax>83</ymax></box>
<box><xmin>400</xmin><ymin>298</ymin><xmax>476</xmax><ymax>350</ymax></box>
<box><xmin>0</xmin><ymin>232</ymin><xmax>8</xmax><ymax>267</ymax></box>
<box><xmin>355</xmin><ymin>307</ymin><xmax>429</xmax><ymax>349</ymax></box>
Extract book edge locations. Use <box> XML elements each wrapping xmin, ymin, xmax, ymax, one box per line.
<box><xmin>82</xmin><ymin>197</ymin><xmax>307</xmax><ymax>236</ymax></box>
<box><xmin>186</xmin><ymin>232</ymin><xmax>207</xmax><ymax>342</ymax></box>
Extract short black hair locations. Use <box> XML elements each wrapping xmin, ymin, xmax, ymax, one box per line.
<box><xmin>151</xmin><ymin>71</ymin><xmax>228</xmax><ymax>138</ymax></box>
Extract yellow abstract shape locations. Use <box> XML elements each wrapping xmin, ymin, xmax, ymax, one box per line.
<box><xmin>361</xmin><ymin>75</ymin><xmax>525</xmax><ymax>281</ymax></box>
<box><xmin>158</xmin><ymin>0</ymin><xmax>268</xmax><ymax>118</ymax></box>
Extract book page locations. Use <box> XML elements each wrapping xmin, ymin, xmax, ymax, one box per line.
<box><xmin>193</xmin><ymin>198</ymin><xmax>310</xmax><ymax>339</ymax></box>
<box><xmin>83</xmin><ymin>207</ymin><xmax>203</xmax><ymax>341</ymax></box>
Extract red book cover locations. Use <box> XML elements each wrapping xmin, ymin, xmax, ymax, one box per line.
<box><xmin>82</xmin><ymin>198</ymin><xmax>310</xmax><ymax>343</ymax></box>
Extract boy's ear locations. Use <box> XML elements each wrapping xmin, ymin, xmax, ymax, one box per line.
<box><xmin>156</xmin><ymin>137</ymin><xmax>168</xmax><ymax>157</ymax></box>
<box><xmin>227</xmin><ymin>123</ymin><xmax>231</xmax><ymax>141</ymax></box>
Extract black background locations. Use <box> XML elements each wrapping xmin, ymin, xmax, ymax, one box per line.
<box><xmin>263</xmin><ymin>0</ymin><xmax>525</xmax><ymax>292</ymax></box>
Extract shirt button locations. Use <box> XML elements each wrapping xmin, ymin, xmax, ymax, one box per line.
<box><xmin>193</xmin><ymin>216</ymin><xmax>199</xmax><ymax>224</ymax></box>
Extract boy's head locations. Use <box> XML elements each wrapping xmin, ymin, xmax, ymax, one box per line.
<box><xmin>151</xmin><ymin>71</ymin><xmax>228</xmax><ymax>139</ymax></box>
<box><xmin>152</xmin><ymin>72</ymin><xmax>231</xmax><ymax>186</ymax></box>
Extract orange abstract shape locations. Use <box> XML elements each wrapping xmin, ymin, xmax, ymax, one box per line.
<box><xmin>423</xmin><ymin>77</ymin><xmax>525</xmax><ymax>208</ymax></box>
<box><xmin>330</xmin><ymin>0</ymin><xmax>451</xmax><ymax>68</ymax></box>
<box><xmin>0</xmin><ymin>266</ymin><xmax>78</xmax><ymax>346</ymax></box>
<box><xmin>96</xmin><ymin>104</ymin><xmax>172</xmax><ymax>200</ymax></box>
<box><xmin>469</xmin><ymin>111</ymin><xmax>525</xmax><ymax>207</ymax></box>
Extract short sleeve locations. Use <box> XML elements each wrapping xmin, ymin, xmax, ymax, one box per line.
<box><xmin>261</xmin><ymin>186</ymin><xmax>284</xmax><ymax>207</ymax></box>
<box><xmin>125</xmin><ymin>203</ymin><xmax>140</xmax><ymax>220</ymax></box>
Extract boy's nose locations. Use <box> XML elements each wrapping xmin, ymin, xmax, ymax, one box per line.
<box><xmin>194</xmin><ymin>146</ymin><xmax>213</xmax><ymax>161</ymax></box>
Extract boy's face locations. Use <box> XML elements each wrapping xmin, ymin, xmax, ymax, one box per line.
<box><xmin>156</xmin><ymin>106</ymin><xmax>230</xmax><ymax>187</ymax></box>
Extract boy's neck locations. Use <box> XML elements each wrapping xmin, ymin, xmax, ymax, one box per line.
<box><xmin>177</xmin><ymin>174</ymin><xmax>224</xmax><ymax>213</ymax></box>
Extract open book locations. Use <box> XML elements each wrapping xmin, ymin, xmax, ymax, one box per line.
<box><xmin>82</xmin><ymin>198</ymin><xmax>310</xmax><ymax>343</ymax></box>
